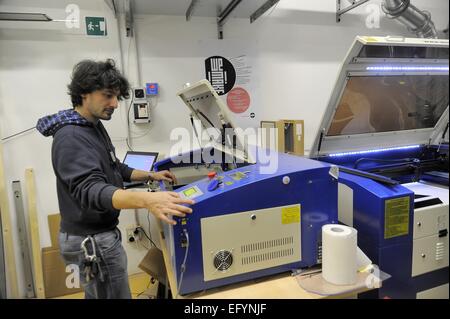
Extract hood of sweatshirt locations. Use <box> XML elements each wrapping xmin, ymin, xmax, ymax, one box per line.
<box><xmin>36</xmin><ymin>109</ymin><xmax>93</xmax><ymax>137</ymax></box>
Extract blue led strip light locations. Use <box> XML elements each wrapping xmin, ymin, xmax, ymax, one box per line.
<box><xmin>328</xmin><ymin>145</ymin><xmax>421</xmax><ymax>157</ymax></box>
<box><xmin>366</xmin><ymin>66</ymin><xmax>449</xmax><ymax>71</ymax></box>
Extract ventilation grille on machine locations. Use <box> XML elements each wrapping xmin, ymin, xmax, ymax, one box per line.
<box><xmin>240</xmin><ymin>236</ymin><xmax>295</xmax><ymax>266</ymax></box>
<box><xmin>317</xmin><ymin>241</ymin><xmax>322</xmax><ymax>264</ymax></box>
<box><xmin>436</xmin><ymin>242</ymin><xmax>445</xmax><ymax>261</ymax></box>
<box><xmin>242</xmin><ymin>248</ymin><xmax>294</xmax><ymax>265</ymax></box>
<box><xmin>213</xmin><ymin>250</ymin><xmax>233</xmax><ymax>271</ymax></box>
<box><xmin>201</xmin><ymin>206</ymin><xmax>302</xmax><ymax>282</ymax></box>
<box><xmin>241</xmin><ymin>236</ymin><xmax>294</xmax><ymax>254</ymax></box>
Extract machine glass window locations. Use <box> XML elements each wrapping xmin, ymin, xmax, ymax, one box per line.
<box><xmin>327</xmin><ymin>75</ymin><xmax>449</xmax><ymax>136</ymax></box>
<box><xmin>358</xmin><ymin>45</ymin><xmax>449</xmax><ymax>59</ymax></box>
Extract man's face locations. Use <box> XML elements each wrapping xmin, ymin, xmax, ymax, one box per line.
<box><xmin>82</xmin><ymin>89</ymin><xmax>120</xmax><ymax>121</ymax></box>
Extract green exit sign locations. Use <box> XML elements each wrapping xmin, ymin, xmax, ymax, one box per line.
<box><xmin>85</xmin><ymin>17</ymin><xmax>107</xmax><ymax>36</ymax></box>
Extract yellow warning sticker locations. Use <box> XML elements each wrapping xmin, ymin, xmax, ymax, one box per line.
<box><xmin>282</xmin><ymin>205</ymin><xmax>301</xmax><ymax>225</ymax></box>
<box><xmin>364</xmin><ymin>36</ymin><xmax>379</xmax><ymax>42</ymax></box>
<box><xmin>384</xmin><ymin>197</ymin><xmax>410</xmax><ymax>239</ymax></box>
<box><xmin>229</xmin><ymin>171</ymin><xmax>247</xmax><ymax>181</ymax></box>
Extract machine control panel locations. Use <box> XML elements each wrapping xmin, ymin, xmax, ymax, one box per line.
<box><xmin>207</xmin><ymin>171</ymin><xmax>217</xmax><ymax>179</ymax></box>
<box><xmin>180</xmin><ymin>185</ymin><xmax>203</xmax><ymax>199</ymax></box>
<box><xmin>207</xmin><ymin>179</ymin><xmax>220</xmax><ymax>192</ymax></box>
<box><xmin>178</xmin><ymin>170</ymin><xmax>253</xmax><ymax>197</ymax></box>
<box><xmin>229</xmin><ymin>171</ymin><xmax>250</xmax><ymax>181</ymax></box>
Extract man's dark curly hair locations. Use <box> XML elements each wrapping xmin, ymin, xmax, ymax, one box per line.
<box><xmin>68</xmin><ymin>59</ymin><xmax>130</xmax><ymax>108</ymax></box>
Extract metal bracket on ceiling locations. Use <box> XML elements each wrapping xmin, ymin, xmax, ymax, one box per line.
<box><xmin>124</xmin><ymin>0</ymin><xmax>133</xmax><ymax>37</ymax></box>
<box><xmin>250</xmin><ymin>0</ymin><xmax>280</xmax><ymax>24</ymax></box>
<box><xmin>217</xmin><ymin>0</ymin><xmax>243</xmax><ymax>39</ymax></box>
<box><xmin>336</xmin><ymin>0</ymin><xmax>371</xmax><ymax>23</ymax></box>
<box><xmin>186</xmin><ymin>0</ymin><xmax>200</xmax><ymax>21</ymax></box>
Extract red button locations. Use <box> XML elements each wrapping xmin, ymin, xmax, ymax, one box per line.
<box><xmin>207</xmin><ymin>171</ymin><xmax>217</xmax><ymax>179</ymax></box>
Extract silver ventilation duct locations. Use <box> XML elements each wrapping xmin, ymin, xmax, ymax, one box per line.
<box><xmin>382</xmin><ymin>0</ymin><xmax>437</xmax><ymax>38</ymax></box>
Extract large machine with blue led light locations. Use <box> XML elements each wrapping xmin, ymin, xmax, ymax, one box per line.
<box><xmin>311</xmin><ymin>36</ymin><xmax>449</xmax><ymax>299</ymax></box>
<box><xmin>154</xmin><ymin>80</ymin><xmax>339</xmax><ymax>296</ymax></box>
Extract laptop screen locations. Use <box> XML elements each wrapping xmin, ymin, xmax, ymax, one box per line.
<box><xmin>123</xmin><ymin>151</ymin><xmax>158</xmax><ymax>172</ymax></box>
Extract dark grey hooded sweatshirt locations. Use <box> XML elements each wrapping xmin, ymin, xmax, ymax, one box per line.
<box><xmin>37</xmin><ymin>109</ymin><xmax>133</xmax><ymax>235</ymax></box>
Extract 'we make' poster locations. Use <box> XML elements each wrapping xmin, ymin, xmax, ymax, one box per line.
<box><xmin>202</xmin><ymin>39</ymin><xmax>260</xmax><ymax>132</ymax></box>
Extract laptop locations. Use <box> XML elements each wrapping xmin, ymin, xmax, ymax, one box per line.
<box><xmin>122</xmin><ymin>151</ymin><xmax>159</xmax><ymax>189</ymax></box>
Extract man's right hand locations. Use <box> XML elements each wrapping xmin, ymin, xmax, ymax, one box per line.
<box><xmin>145</xmin><ymin>191</ymin><xmax>195</xmax><ymax>225</ymax></box>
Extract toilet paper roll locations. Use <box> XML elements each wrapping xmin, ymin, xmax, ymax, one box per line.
<box><xmin>322</xmin><ymin>224</ymin><xmax>357</xmax><ymax>285</ymax></box>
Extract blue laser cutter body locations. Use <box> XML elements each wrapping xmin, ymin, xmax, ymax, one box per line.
<box><xmin>155</xmin><ymin>150</ymin><xmax>338</xmax><ymax>295</ymax></box>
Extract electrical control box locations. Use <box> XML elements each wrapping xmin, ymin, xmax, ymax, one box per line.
<box><xmin>133</xmin><ymin>102</ymin><xmax>150</xmax><ymax>123</ymax></box>
<box><xmin>133</xmin><ymin>87</ymin><xmax>151</xmax><ymax>123</ymax></box>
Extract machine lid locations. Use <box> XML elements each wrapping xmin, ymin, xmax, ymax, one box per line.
<box><xmin>177</xmin><ymin>79</ymin><xmax>254</xmax><ymax>163</ymax></box>
<box><xmin>311</xmin><ymin>36</ymin><xmax>449</xmax><ymax>158</ymax></box>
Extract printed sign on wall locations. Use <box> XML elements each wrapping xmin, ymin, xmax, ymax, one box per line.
<box><xmin>201</xmin><ymin>40</ymin><xmax>260</xmax><ymax>130</ymax></box>
<box><xmin>205</xmin><ymin>56</ymin><xmax>236</xmax><ymax>95</ymax></box>
<box><xmin>227</xmin><ymin>87</ymin><xmax>251</xmax><ymax>114</ymax></box>
<box><xmin>85</xmin><ymin>17</ymin><xmax>107</xmax><ymax>36</ymax></box>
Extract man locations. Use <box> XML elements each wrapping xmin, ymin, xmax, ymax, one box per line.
<box><xmin>36</xmin><ymin>59</ymin><xmax>194</xmax><ymax>299</ymax></box>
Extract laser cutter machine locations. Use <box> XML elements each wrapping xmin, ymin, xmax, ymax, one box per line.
<box><xmin>154</xmin><ymin>80</ymin><xmax>339</xmax><ymax>295</ymax></box>
<box><xmin>311</xmin><ymin>36</ymin><xmax>449</xmax><ymax>299</ymax></box>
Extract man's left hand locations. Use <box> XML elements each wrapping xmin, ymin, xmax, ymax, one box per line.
<box><xmin>151</xmin><ymin>170</ymin><xmax>177</xmax><ymax>184</ymax></box>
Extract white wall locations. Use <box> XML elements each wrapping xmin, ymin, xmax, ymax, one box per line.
<box><xmin>0</xmin><ymin>0</ymin><xmax>448</xmax><ymax>298</ymax></box>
